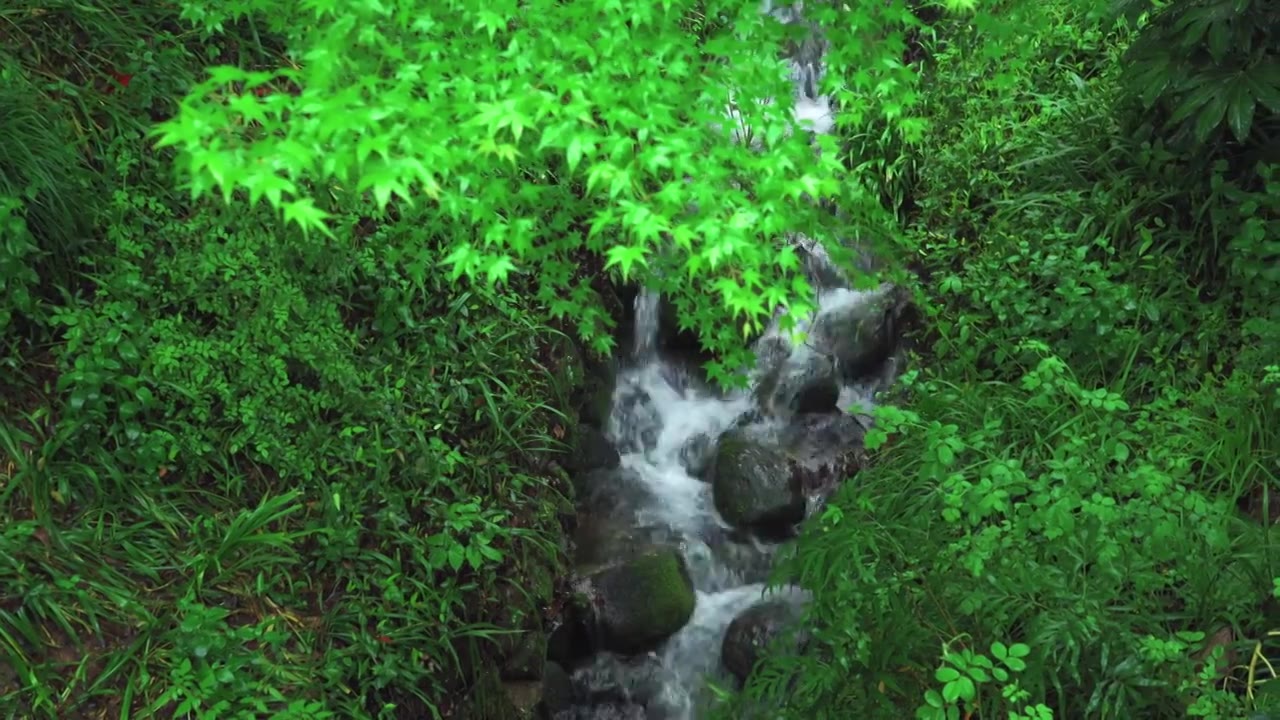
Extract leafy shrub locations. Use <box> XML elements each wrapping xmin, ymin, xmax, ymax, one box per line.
<box><xmin>2</xmin><ymin>132</ymin><xmax>573</xmax><ymax>716</ymax></box>
<box><xmin>733</xmin><ymin>1</ymin><xmax>1280</xmax><ymax>719</ymax></box>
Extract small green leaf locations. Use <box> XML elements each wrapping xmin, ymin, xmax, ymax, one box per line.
<box><xmin>1226</xmin><ymin>84</ymin><xmax>1257</xmax><ymax>142</ymax></box>
<box><xmin>1194</xmin><ymin>88</ymin><xmax>1230</xmax><ymax>142</ymax></box>
<box><xmin>281</xmin><ymin>198</ymin><xmax>333</xmax><ymax>237</ymax></box>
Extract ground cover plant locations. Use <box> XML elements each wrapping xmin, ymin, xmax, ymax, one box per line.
<box><xmin>729</xmin><ymin>0</ymin><xmax>1280</xmax><ymax>718</ymax></box>
<box><xmin>1</xmin><ymin>3</ymin><xmax>581</xmax><ymax>717</ymax></box>
<box><xmin>0</xmin><ymin>0</ymin><xmax>1276</xmax><ymax>719</ymax></box>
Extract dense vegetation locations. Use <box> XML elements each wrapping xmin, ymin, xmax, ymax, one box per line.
<box><xmin>0</xmin><ymin>2</ymin><xmax>1275</xmax><ymax>720</ymax></box>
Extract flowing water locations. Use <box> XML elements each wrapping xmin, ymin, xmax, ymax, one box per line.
<box><xmin>556</xmin><ymin>4</ymin><xmax>899</xmax><ymax>718</ymax></box>
<box><xmin>561</xmin><ymin>280</ymin><xmax>890</xmax><ymax>719</ymax></box>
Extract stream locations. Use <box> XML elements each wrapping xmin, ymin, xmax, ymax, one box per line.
<box><xmin>552</xmin><ymin>4</ymin><xmax>906</xmax><ymax>718</ymax></box>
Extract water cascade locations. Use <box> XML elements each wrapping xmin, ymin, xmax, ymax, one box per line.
<box><xmin>550</xmin><ymin>4</ymin><xmax>908</xmax><ymax>718</ymax></box>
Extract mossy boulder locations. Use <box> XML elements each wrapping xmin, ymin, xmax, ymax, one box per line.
<box><xmin>540</xmin><ymin>660</ymin><xmax>575</xmax><ymax>716</ymax></box>
<box><xmin>808</xmin><ymin>284</ymin><xmax>912</xmax><ymax>384</ymax></box>
<box><xmin>562</xmin><ymin>423</ymin><xmax>620</xmax><ymax>476</ymax></box>
<box><xmin>710</xmin><ymin>428</ymin><xmax>805</xmax><ymax>534</ymax></box>
<box><xmin>584</xmin><ymin>549</ymin><xmax>697</xmax><ymax>656</ymax></box>
<box><xmin>720</xmin><ymin>600</ymin><xmax>809</xmax><ymax>685</ymax></box>
<box><xmin>572</xmin><ymin>355</ymin><xmax>616</xmax><ymax>430</ymax></box>
<box><xmin>572</xmin><ymin>515</ymin><xmax>681</xmax><ymax>570</ymax></box>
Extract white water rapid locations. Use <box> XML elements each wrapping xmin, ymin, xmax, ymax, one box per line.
<box><xmin>558</xmin><ymin>281</ymin><xmax>890</xmax><ymax>719</ymax></box>
<box><xmin>552</xmin><ymin>4</ymin><xmax>903</xmax><ymax>719</ymax></box>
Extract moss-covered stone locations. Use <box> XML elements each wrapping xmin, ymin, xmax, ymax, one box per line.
<box><xmin>588</xmin><ymin>549</ymin><xmax>697</xmax><ymax>655</ymax></box>
<box><xmin>545</xmin><ymin>329</ymin><xmax>587</xmax><ymax>401</ymax></box>
<box><xmin>711</xmin><ymin>428</ymin><xmax>804</xmax><ymax>533</ymax></box>
<box><xmin>501</xmin><ymin>629</ymin><xmax>548</xmax><ymax>682</ymax></box>
<box><xmin>575</xmin><ymin>371</ymin><xmax>615</xmax><ymax>430</ymax></box>
<box><xmin>562</xmin><ymin>423</ymin><xmax>620</xmax><ymax>476</ymax></box>
<box><xmin>541</xmin><ymin>661</ymin><xmax>575</xmax><ymax>716</ymax></box>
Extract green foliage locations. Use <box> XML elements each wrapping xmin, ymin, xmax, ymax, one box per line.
<box><xmin>4</xmin><ymin>0</ymin><xmax>1278</xmax><ymax>718</ymax></box>
<box><xmin>0</xmin><ymin>5</ymin><xmax>577</xmax><ymax>716</ymax></box>
<box><xmin>0</xmin><ymin>63</ymin><xmax>94</xmax><ymax>340</ymax></box>
<box><xmin>732</xmin><ymin>1</ymin><xmax>1280</xmax><ymax>719</ymax></box>
<box><xmin>1117</xmin><ymin>0</ymin><xmax>1280</xmax><ymax>150</ymax></box>
<box><xmin>150</xmin><ymin>0</ymin><xmax>939</xmax><ymax>383</ymax></box>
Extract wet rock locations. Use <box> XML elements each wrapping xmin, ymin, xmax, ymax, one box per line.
<box><xmin>782</xmin><ymin>411</ymin><xmax>870</xmax><ymax>461</ymax></box>
<box><xmin>548</xmin><ymin>595</ymin><xmax>594</xmax><ymax>669</ymax></box>
<box><xmin>706</xmin><ymin>531</ymin><xmax>776</xmax><ymax>586</ymax></box>
<box><xmin>563</xmin><ymin>424</ymin><xmax>620</xmax><ymax>476</ymax></box>
<box><xmin>809</xmin><ymin>285</ymin><xmax>911</xmax><ymax>384</ymax></box>
<box><xmin>792</xmin><ymin>376</ymin><xmax>839</xmax><ymax>414</ymax></box>
<box><xmin>721</xmin><ymin>600</ymin><xmax>809</xmax><ymax>684</ymax></box>
<box><xmin>568</xmin><ymin>651</ymin><xmax>668</xmax><ymax>710</ymax></box>
<box><xmin>583</xmin><ymin>549</ymin><xmax>697</xmax><ymax>656</ymax></box>
<box><xmin>790</xmin><ymin>232</ymin><xmax>873</xmax><ymax>291</ymax></box>
<box><xmin>610</xmin><ymin>384</ymin><xmax>662</xmax><ymax>454</ymax></box>
<box><xmin>541</xmin><ymin>661</ymin><xmax>575</xmax><ymax>717</ymax></box>
<box><xmin>778</xmin><ymin>412</ymin><xmax>872</xmax><ymax>498</ymax></box>
<box><xmin>755</xmin><ymin>350</ymin><xmax>840</xmax><ymax>419</ymax></box>
<box><xmin>503</xmin><ymin>679</ymin><xmax>543</xmax><ymax>716</ymax></box>
<box><xmin>709</xmin><ymin>428</ymin><xmax>806</xmax><ymax>533</ymax></box>
<box><xmin>678</xmin><ymin>433</ymin><xmax>717</xmax><ymax>479</ymax></box>
<box><xmin>573</xmin><ymin>467</ymin><xmax>654</xmax><ymax>522</ymax></box>
<box><xmin>573</xmin><ymin>518</ymin><xmax>680</xmax><ymax>570</ymax></box>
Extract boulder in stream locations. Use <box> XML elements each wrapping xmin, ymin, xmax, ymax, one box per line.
<box><xmin>709</xmin><ymin>428</ymin><xmax>806</xmax><ymax>535</ymax></box>
<box><xmin>755</xmin><ymin>350</ymin><xmax>840</xmax><ymax>419</ymax></box>
<box><xmin>572</xmin><ymin>516</ymin><xmax>680</xmax><ymax>571</ymax></box>
<box><xmin>678</xmin><ymin>432</ymin><xmax>717</xmax><ymax>480</ymax></box>
<box><xmin>582</xmin><ymin>549</ymin><xmax>697</xmax><ymax>656</ymax></box>
<box><xmin>810</xmin><ymin>284</ymin><xmax>912</xmax><ymax>384</ymax></box>
<box><xmin>721</xmin><ymin>600</ymin><xmax>809</xmax><ymax>684</ymax></box>
<box><xmin>573</xmin><ymin>467</ymin><xmax>654</xmax><ymax>523</ymax></box>
<box><xmin>562</xmin><ymin>424</ymin><xmax>620</xmax><ymax>476</ymax></box>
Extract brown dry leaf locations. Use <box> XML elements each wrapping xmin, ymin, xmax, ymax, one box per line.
<box><xmin>1194</xmin><ymin>625</ymin><xmax>1236</xmax><ymax>681</ymax></box>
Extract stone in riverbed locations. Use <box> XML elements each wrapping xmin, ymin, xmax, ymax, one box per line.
<box><xmin>562</xmin><ymin>423</ymin><xmax>620</xmax><ymax>476</ymax></box>
<box><xmin>721</xmin><ymin>600</ymin><xmax>809</xmax><ymax>684</ymax></box>
<box><xmin>709</xmin><ymin>427</ymin><xmax>806</xmax><ymax>535</ymax></box>
<box><xmin>581</xmin><ymin>549</ymin><xmax>697</xmax><ymax>656</ymax></box>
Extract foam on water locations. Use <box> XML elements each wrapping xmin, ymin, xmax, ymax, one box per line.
<box><xmin>569</xmin><ymin>282</ymin><xmax>888</xmax><ymax>718</ymax></box>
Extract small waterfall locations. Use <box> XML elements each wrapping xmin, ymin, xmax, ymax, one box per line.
<box><xmin>557</xmin><ymin>5</ymin><xmax>898</xmax><ymax>718</ymax></box>
<box><xmin>566</xmin><ymin>284</ymin><xmax>891</xmax><ymax>719</ymax></box>
<box><xmin>634</xmin><ymin>289</ymin><xmax>662</xmax><ymax>358</ymax></box>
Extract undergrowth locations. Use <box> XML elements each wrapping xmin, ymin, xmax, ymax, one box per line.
<box><xmin>4</xmin><ymin>0</ymin><xmax>1278</xmax><ymax>718</ymax></box>
<box><xmin>734</xmin><ymin>0</ymin><xmax>1280</xmax><ymax>719</ymax></box>
<box><xmin>1</xmin><ymin>2</ymin><xmax>579</xmax><ymax>718</ymax></box>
